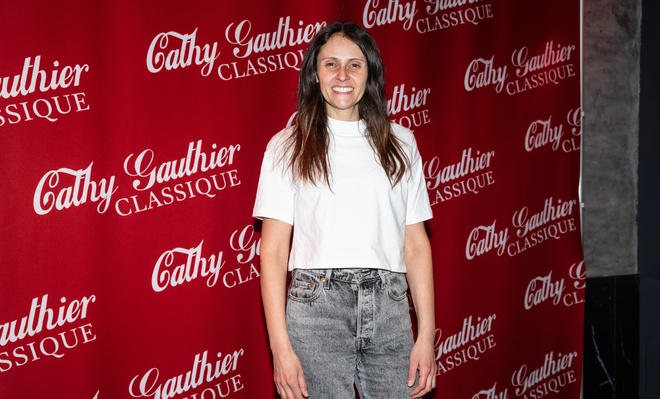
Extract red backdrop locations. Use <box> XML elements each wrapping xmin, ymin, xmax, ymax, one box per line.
<box><xmin>0</xmin><ymin>1</ymin><xmax>584</xmax><ymax>398</ymax></box>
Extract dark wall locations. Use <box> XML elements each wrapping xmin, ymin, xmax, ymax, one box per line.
<box><xmin>580</xmin><ymin>0</ymin><xmax>660</xmax><ymax>398</ymax></box>
<box><xmin>638</xmin><ymin>1</ymin><xmax>660</xmax><ymax>398</ymax></box>
<box><xmin>583</xmin><ymin>275</ymin><xmax>639</xmax><ymax>398</ymax></box>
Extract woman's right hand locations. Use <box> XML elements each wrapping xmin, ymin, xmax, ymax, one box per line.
<box><xmin>273</xmin><ymin>349</ymin><xmax>309</xmax><ymax>399</ymax></box>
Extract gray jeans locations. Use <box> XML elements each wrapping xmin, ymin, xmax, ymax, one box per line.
<box><xmin>286</xmin><ymin>268</ymin><xmax>415</xmax><ymax>398</ymax></box>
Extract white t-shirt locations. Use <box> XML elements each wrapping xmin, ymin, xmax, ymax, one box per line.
<box><xmin>253</xmin><ymin>117</ymin><xmax>432</xmax><ymax>272</ymax></box>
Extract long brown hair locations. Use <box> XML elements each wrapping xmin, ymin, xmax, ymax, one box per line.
<box><xmin>284</xmin><ymin>21</ymin><xmax>409</xmax><ymax>187</ymax></box>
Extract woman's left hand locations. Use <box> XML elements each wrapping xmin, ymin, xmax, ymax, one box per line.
<box><xmin>407</xmin><ymin>338</ymin><xmax>437</xmax><ymax>398</ymax></box>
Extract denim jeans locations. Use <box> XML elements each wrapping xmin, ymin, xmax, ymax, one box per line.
<box><xmin>286</xmin><ymin>268</ymin><xmax>414</xmax><ymax>398</ymax></box>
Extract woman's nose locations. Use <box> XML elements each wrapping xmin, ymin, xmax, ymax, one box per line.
<box><xmin>336</xmin><ymin>66</ymin><xmax>348</xmax><ymax>81</ymax></box>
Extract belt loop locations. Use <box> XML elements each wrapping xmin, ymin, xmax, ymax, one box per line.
<box><xmin>323</xmin><ymin>269</ymin><xmax>332</xmax><ymax>289</ymax></box>
<box><xmin>377</xmin><ymin>269</ymin><xmax>388</xmax><ymax>290</ymax></box>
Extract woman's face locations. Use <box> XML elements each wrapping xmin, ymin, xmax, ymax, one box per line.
<box><xmin>316</xmin><ymin>34</ymin><xmax>368</xmax><ymax>121</ymax></box>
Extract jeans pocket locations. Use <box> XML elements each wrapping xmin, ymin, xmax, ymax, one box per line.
<box><xmin>386</xmin><ymin>272</ymin><xmax>409</xmax><ymax>301</ymax></box>
<box><xmin>288</xmin><ymin>270</ymin><xmax>323</xmax><ymax>303</ymax></box>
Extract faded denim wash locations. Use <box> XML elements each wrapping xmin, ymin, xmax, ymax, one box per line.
<box><xmin>286</xmin><ymin>268</ymin><xmax>415</xmax><ymax>398</ymax></box>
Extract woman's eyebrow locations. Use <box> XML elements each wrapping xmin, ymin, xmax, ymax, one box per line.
<box><xmin>320</xmin><ymin>56</ymin><xmax>365</xmax><ymax>62</ymax></box>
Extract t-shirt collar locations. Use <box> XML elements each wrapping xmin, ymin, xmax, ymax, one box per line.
<box><xmin>328</xmin><ymin>117</ymin><xmax>367</xmax><ymax>137</ymax></box>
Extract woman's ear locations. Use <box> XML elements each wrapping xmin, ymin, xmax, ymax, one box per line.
<box><xmin>314</xmin><ymin>74</ymin><xmax>319</xmax><ymax>83</ymax></box>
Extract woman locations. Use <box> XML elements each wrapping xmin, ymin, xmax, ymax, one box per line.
<box><xmin>253</xmin><ymin>21</ymin><xmax>436</xmax><ymax>399</ymax></box>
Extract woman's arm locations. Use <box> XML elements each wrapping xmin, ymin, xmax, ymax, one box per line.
<box><xmin>260</xmin><ymin>218</ymin><xmax>308</xmax><ymax>399</ymax></box>
<box><xmin>404</xmin><ymin>221</ymin><xmax>437</xmax><ymax>398</ymax></box>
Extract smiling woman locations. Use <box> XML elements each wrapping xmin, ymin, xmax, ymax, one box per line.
<box><xmin>253</xmin><ymin>21</ymin><xmax>437</xmax><ymax>399</ymax></box>
<box><xmin>315</xmin><ymin>35</ymin><xmax>368</xmax><ymax>121</ymax></box>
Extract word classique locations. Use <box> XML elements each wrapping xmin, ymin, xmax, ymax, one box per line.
<box><xmin>0</xmin><ymin>294</ymin><xmax>96</xmax><ymax>372</ymax></box>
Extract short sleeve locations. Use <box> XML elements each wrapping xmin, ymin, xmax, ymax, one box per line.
<box><xmin>252</xmin><ymin>131</ymin><xmax>295</xmax><ymax>225</ymax></box>
<box><xmin>405</xmin><ymin>135</ymin><xmax>433</xmax><ymax>225</ymax></box>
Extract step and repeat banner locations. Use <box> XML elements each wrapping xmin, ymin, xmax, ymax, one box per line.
<box><xmin>0</xmin><ymin>0</ymin><xmax>584</xmax><ymax>398</ymax></box>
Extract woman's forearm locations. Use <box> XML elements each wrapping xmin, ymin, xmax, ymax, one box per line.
<box><xmin>260</xmin><ymin>218</ymin><xmax>294</xmax><ymax>354</ymax></box>
<box><xmin>404</xmin><ymin>222</ymin><xmax>436</xmax><ymax>341</ymax></box>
